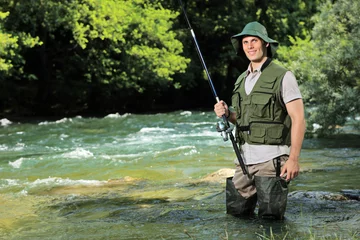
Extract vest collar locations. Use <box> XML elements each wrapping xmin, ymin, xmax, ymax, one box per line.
<box><xmin>246</xmin><ymin>58</ymin><xmax>273</xmax><ymax>75</ymax></box>
<box><xmin>260</xmin><ymin>58</ymin><xmax>272</xmax><ymax>71</ymax></box>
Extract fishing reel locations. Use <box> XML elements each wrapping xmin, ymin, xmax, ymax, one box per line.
<box><xmin>216</xmin><ymin>120</ymin><xmax>233</xmax><ymax>142</ymax></box>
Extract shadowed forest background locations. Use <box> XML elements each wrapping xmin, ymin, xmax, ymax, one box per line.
<box><xmin>1</xmin><ymin>0</ymin><xmax>359</xmax><ymax>136</ymax></box>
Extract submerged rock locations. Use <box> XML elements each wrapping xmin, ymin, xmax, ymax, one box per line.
<box><xmin>286</xmin><ymin>190</ymin><xmax>360</xmax><ymax>238</ymax></box>
<box><xmin>289</xmin><ymin>191</ymin><xmax>348</xmax><ymax>201</ymax></box>
<box><xmin>341</xmin><ymin>189</ymin><xmax>360</xmax><ymax>201</ymax></box>
<box><xmin>199</xmin><ymin>168</ymin><xmax>235</xmax><ymax>183</ymax></box>
<box><xmin>289</xmin><ymin>190</ymin><xmax>360</xmax><ymax>201</ymax></box>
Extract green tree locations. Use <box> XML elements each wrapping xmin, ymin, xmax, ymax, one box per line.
<box><xmin>255</xmin><ymin>0</ymin><xmax>322</xmax><ymax>46</ymax></box>
<box><xmin>277</xmin><ymin>0</ymin><xmax>360</xmax><ymax>136</ymax></box>
<box><xmin>0</xmin><ymin>10</ymin><xmax>41</xmax><ymax>113</ymax></box>
<box><xmin>0</xmin><ymin>11</ymin><xmax>40</xmax><ymax>76</ymax></box>
<box><xmin>1</xmin><ymin>0</ymin><xmax>330</xmax><ymax>116</ymax></box>
<box><xmin>0</xmin><ymin>0</ymin><xmax>189</xmax><ymax>115</ymax></box>
<box><xmin>0</xmin><ymin>11</ymin><xmax>16</xmax><ymax>72</ymax></box>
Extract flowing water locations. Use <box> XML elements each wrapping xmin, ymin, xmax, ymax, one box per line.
<box><xmin>0</xmin><ymin>111</ymin><xmax>359</xmax><ymax>240</ymax></box>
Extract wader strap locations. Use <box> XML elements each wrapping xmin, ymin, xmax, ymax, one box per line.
<box><xmin>274</xmin><ymin>157</ymin><xmax>281</xmax><ymax>177</ymax></box>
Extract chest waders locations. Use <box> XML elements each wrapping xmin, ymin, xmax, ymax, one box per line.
<box><xmin>226</xmin><ymin>176</ymin><xmax>258</xmax><ymax>218</ymax></box>
<box><xmin>255</xmin><ymin>158</ymin><xmax>289</xmax><ymax>220</ymax></box>
<box><xmin>226</xmin><ymin>60</ymin><xmax>290</xmax><ymax>220</ymax></box>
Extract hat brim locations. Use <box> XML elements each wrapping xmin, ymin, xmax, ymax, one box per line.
<box><xmin>231</xmin><ymin>31</ymin><xmax>278</xmax><ymax>56</ymax></box>
<box><xmin>231</xmin><ymin>29</ymin><xmax>278</xmax><ymax>44</ymax></box>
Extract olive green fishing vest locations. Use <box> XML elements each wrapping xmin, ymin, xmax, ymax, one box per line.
<box><xmin>232</xmin><ymin>60</ymin><xmax>291</xmax><ymax>146</ymax></box>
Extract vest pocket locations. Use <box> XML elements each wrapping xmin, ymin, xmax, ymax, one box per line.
<box><xmin>267</xmin><ymin>123</ymin><xmax>284</xmax><ymax>144</ymax></box>
<box><xmin>251</xmin><ymin>93</ymin><xmax>274</xmax><ymax>120</ymax></box>
<box><xmin>248</xmin><ymin>122</ymin><xmax>284</xmax><ymax>144</ymax></box>
<box><xmin>232</xmin><ymin>92</ymin><xmax>241</xmax><ymax>119</ymax></box>
<box><xmin>260</xmin><ymin>79</ymin><xmax>276</xmax><ymax>89</ymax></box>
<box><xmin>248</xmin><ymin>123</ymin><xmax>266</xmax><ymax>144</ymax></box>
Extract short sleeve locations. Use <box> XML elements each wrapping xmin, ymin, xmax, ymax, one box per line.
<box><xmin>282</xmin><ymin>71</ymin><xmax>302</xmax><ymax>104</ymax></box>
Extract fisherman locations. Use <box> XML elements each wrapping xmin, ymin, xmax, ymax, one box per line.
<box><xmin>214</xmin><ymin>21</ymin><xmax>306</xmax><ymax>219</ymax></box>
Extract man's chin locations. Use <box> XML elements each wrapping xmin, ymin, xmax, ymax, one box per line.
<box><xmin>249</xmin><ymin>58</ymin><xmax>261</xmax><ymax>62</ymax></box>
<box><xmin>248</xmin><ymin>57</ymin><xmax>266</xmax><ymax>63</ymax></box>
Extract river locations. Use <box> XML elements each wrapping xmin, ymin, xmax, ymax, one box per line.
<box><xmin>0</xmin><ymin>111</ymin><xmax>359</xmax><ymax>239</ymax></box>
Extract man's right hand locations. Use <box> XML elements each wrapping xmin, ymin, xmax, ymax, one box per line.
<box><xmin>214</xmin><ymin>100</ymin><xmax>229</xmax><ymax>118</ymax></box>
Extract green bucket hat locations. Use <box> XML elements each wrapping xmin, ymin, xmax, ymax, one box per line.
<box><xmin>231</xmin><ymin>21</ymin><xmax>278</xmax><ymax>57</ymax></box>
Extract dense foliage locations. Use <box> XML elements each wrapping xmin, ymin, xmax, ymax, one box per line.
<box><xmin>0</xmin><ymin>0</ymin><xmax>189</xmax><ymax>115</ymax></box>
<box><xmin>0</xmin><ymin>0</ymin><xmax>358</xmax><ymax>135</ymax></box>
<box><xmin>276</xmin><ymin>0</ymin><xmax>360</xmax><ymax>135</ymax></box>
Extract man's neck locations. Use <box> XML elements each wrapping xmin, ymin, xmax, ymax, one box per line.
<box><xmin>250</xmin><ymin>57</ymin><xmax>268</xmax><ymax>72</ymax></box>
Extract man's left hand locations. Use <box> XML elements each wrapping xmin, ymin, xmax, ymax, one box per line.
<box><xmin>280</xmin><ymin>157</ymin><xmax>300</xmax><ymax>181</ymax></box>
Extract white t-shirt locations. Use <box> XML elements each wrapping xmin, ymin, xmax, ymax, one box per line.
<box><xmin>234</xmin><ymin>63</ymin><xmax>302</xmax><ymax>165</ymax></box>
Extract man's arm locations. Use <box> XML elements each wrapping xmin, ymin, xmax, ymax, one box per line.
<box><xmin>281</xmin><ymin>98</ymin><xmax>306</xmax><ymax>181</ymax></box>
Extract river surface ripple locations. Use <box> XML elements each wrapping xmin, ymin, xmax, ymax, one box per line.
<box><xmin>0</xmin><ymin>111</ymin><xmax>359</xmax><ymax>239</ymax></box>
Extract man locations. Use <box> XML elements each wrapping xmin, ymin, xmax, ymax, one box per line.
<box><xmin>214</xmin><ymin>21</ymin><xmax>306</xmax><ymax>219</ymax></box>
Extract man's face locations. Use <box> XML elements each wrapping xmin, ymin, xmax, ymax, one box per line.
<box><xmin>242</xmin><ymin>36</ymin><xmax>268</xmax><ymax>63</ymax></box>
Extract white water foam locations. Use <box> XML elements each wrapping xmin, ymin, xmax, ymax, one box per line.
<box><xmin>104</xmin><ymin>112</ymin><xmax>131</xmax><ymax>118</ymax></box>
<box><xmin>14</xmin><ymin>143</ymin><xmax>26</xmax><ymax>151</ymax></box>
<box><xmin>139</xmin><ymin>127</ymin><xmax>175</xmax><ymax>133</ymax></box>
<box><xmin>38</xmin><ymin>118</ymin><xmax>73</xmax><ymax>125</ymax></box>
<box><xmin>0</xmin><ymin>144</ymin><xmax>8</xmax><ymax>150</ymax></box>
<box><xmin>62</xmin><ymin>148</ymin><xmax>94</xmax><ymax>159</ymax></box>
<box><xmin>184</xmin><ymin>149</ymin><xmax>199</xmax><ymax>156</ymax></box>
<box><xmin>19</xmin><ymin>189</ymin><xmax>28</xmax><ymax>196</ymax></box>
<box><xmin>175</xmin><ymin>122</ymin><xmax>214</xmax><ymax>126</ymax></box>
<box><xmin>154</xmin><ymin>145</ymin><xmax>198</xmax><ymax>156</ymax></box>
<box><xmin>100</xmin><ymin>152</ymin><xmax>149</xmax><ymax>164</ymax></box>
<box><xmin>0</xmin><ymin>177</ymin><xmax>105</xmax><ymax>192</ymax></box>
<box><xmin>1</xmin><ymin>179</ymin><xmax>21</xmax><ymax>187</ymax></box>
<box><xmin>180</xmin><ymin>111</ymin><xmax>192</xmax><ymax>116</ymax></box>
<box><xmin>0</xmin><ymin>143</ymin><xmax>25</xmax><ymax>151</ymax></box>
<box><xmin>30</xmin><ymin>177</ymin><xmax>105</xmax><ymax>187</ymax></box>
<box><xmin>166</xmin><ymin>130</ymin><xmax>219</xmax><ymax>138</ymax></box>
<box><xmin>9</xmin><ymin>157</ymin><xmax>25</xmax><ymax>168</ymax></box>
<box><xmin>0</xmin><ymin>118</ymin><xmax>12</xmax><ymax>126</ymax></box>
<box><xmin>101</xmin><ymin>152</ymin><xmax>148</xmax><ymax>159</ymax></box>
<box><xmin>60</xmin><ymin>134</ymin><xmax>69</xmax><ymax>140</ymax></box>
<box><xmin>122</xmin><ymin>128</ymin><xmax>220</xmax><ymax>147</ymax></box>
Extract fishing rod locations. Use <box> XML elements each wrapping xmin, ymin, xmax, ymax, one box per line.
<box><xmin>177</xmin><ymin>0</ymin><xmax>248</xmax><ymax>176</ymax></box>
